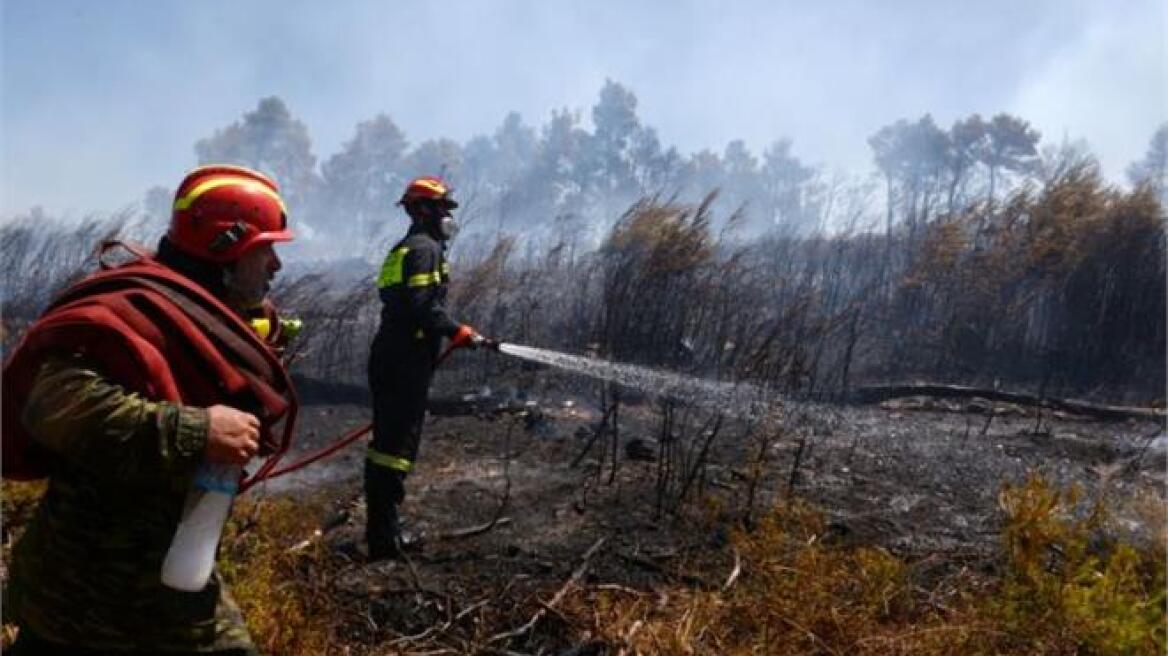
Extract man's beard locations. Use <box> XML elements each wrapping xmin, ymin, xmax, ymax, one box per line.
<box><xmin>222</xmin><ymin>268</ymin><xmax>268</xmax><ymax>309</ymax></box>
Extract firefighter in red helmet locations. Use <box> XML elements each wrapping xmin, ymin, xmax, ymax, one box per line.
<box><xmin>365</xmin><ymin>175</ymin><xmax>486</xmax><ymax>560</ymax></box>
<box><xmin>4</xmin><ymin>164</ymin><xmax>296</xmax><ymax>654</ymax></box>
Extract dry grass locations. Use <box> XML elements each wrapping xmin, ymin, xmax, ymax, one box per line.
<box><xmin>561</xmin><ymin>474</ymin><xmax>1166</xmax><ymax>655</ymax></box>
<box><xmin>1</xmin><ymin>480</ymin><xmax>46</xmax><ymax>533</ymax></box>
<box><xmin>1</xmin><ymin>480</ymin><xmax>49</xmax><ymax>651</ymax></box>
<box><xmin>217</xmin><ymin>493</ymin><xmax>339</xmax><ymax>654</ymax></box>
<box><xmin>3</xmin><ymin>473</ymin><xmax>1164</xmax><ymax>655</ymax></box>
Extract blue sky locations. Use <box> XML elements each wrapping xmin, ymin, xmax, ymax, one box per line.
<box><xmin>2</xmin><ymin>0</ymin><xmax>1164</xmax><ymax>217</ymax></box>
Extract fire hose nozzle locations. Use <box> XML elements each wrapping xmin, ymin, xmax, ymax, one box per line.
<box><xmin>452</xmin><ymin>325</ymin><xmax>501</xmax><ymax>351</ymax></box>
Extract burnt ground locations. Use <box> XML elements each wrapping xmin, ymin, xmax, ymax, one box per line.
<box><xmin>247</xmin><ymin>374</ymin><xmax>1166</xmax><ymax>653</ymax></box>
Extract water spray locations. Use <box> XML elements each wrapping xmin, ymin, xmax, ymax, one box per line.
<box><xmin>494</xmin><ymin>342</ymin><xmax>770</xmax><ymax>416</ymax></box>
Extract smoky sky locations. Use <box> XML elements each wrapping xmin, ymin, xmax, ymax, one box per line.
<box><xmin>2</xmin><ymin>0</ymin><xmax>1163</xmax><ymax>217</ymax></box>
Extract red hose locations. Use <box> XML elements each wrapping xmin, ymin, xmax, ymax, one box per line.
<box><xmin>252</xmin><ymin>421</ymin><xmax>372</xmax><ymax>481</ymax></box>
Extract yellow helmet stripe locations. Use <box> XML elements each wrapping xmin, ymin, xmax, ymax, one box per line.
<box><xmin>413</xmin><ymin>179</ymin><xmax>447</xmax><ymax>194</ymax></box>
<box><xmin>174</xmin><ymin>177</ymin><xmax>287</xmax><ymax>212</ymax></box>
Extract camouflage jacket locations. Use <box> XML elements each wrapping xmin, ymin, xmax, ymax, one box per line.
<box><xmin>5</xmin><ymin>353</ymin><xmax>257</xmax><ymax>654</ymax></box>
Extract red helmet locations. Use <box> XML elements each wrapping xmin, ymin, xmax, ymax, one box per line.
<box><xmin>398</xmin><ymin>176</ymin><xmax>458</xmax><ymax>208</ymax></box>
<box><xmin>168</xmin><ymin>165</ymin><xmax>293</xmax><ymax>264</ymax></box>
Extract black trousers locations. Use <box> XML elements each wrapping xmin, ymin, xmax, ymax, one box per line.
<box><xmin>365</xmin><ymin>331</ymin><xmax>434</xmax><ymax>553</ymax></box>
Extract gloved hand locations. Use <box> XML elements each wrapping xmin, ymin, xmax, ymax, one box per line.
<box><xmin>452</xmin><ymin>324</ymin><xmax>487</xmax><ymax>350</ymax></box>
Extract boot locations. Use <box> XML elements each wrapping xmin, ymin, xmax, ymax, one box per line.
<box><xmin>367</xmin><ymin>504</ymin><xmax>402</xmax><ymax>561</ymax></box>
<box><xmin>365</xmin><ymin>466</ymin><xmax>424</xmax><ymax>561</ymax></box>
<box><xmin>364</xmin><ymin>462</ymin><xmax>401</xmax><ymax>561</ymax></box>
<box><xmin>368</xmin><ymin>504</ymin><xmax>426</xmax><ymax>561</ymax></box>
<box><xmin>395</xmin><ymin>518</ymin><xmax>425</xmax><ymax>554</ymax></box>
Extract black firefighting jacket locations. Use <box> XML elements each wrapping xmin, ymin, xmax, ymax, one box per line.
<box><xmin>375</xmin><ymin>225</ymin><xmax>460</xmax><ymax>358</ymax></box>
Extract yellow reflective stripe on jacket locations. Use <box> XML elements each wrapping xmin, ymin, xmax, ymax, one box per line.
<box><xmin>406</xmin><ymin>271</ymin><xmax>443</xmax><ymax>287</ymax></box>
<box><xmin>174</xmin><ymin>177</ymin><xmax>286</xmax><ymax>212</ymax></box>
<box><xmin>376</xmin><ymin>247</ymin><xmax>410</xmax><ymax>288</ymax></box>
<box><xmin>367</xmin><ymin>448</ymin><xmax>413</xmax><ymax>472</ymax></box>
<box><xmin>441</xmin><ymin>262</ymin><xmax>450</xmax><ymax>275</ymax></box>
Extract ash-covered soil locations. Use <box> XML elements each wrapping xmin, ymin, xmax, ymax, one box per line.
<box><xmin>249</xmin><ymin>379</ymin><xmax>1165</xmax><ymax>650</ymax></box>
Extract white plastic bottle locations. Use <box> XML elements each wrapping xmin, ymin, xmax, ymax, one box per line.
<box><xmin>161</xmin><ymin>462</ymin><xmax>242</xmax><ymax>591</ymax></box>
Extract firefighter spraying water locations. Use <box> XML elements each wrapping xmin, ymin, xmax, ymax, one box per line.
<box><xmin>363</xmin><ymin>176</ymin><xmax>490</xmax><ymax>561</ymax></box>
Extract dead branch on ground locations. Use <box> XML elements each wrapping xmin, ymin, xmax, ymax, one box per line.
<box><xmin>485</xmin><ymin>536</ymin><xmax>608</xmax><ymax>646</ymax></box>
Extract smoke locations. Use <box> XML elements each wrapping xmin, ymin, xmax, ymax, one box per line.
<box><xmin>1011</xmin><ymin>2</ymin><xmax>1167</xmax><ymax>181</ymax></box>
<box><xmin>3</xmin><ymin>0</ymin><xmax>1163</xmax><ymax>219</ymax></box>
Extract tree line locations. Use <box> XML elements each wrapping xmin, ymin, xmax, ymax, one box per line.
<box><xmin>3</xmin><ymin>82</ymin><xmax>1164</xmax><ymax>402</ymax></box>
<box><xmin>157</xmin><ymin>84</ymin><xmax>1166</xmax><ymax>264</ymax></box>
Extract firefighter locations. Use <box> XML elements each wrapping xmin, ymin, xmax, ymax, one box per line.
<box><xmin>3</xmin><ymin>165</ymin><xmax>296</xmax><ymax>655</ymax></box>
<box><xmin>366</xmin><ymin>175</ymin><xmax>486</xmax><ymax>560</ymax></box>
